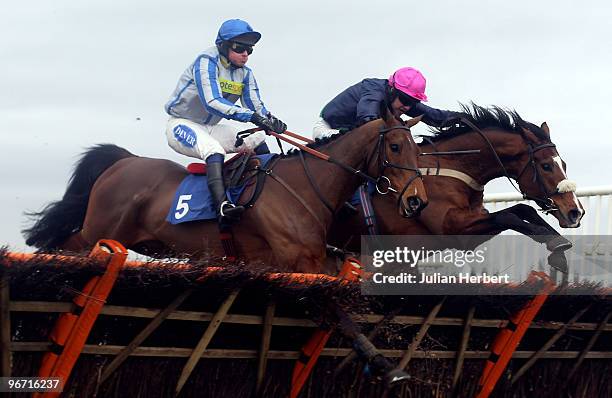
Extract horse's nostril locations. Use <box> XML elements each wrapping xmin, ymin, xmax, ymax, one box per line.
<box><xmin>408</xmin><ymin>197</ymin><xmax>422</xmax><ymax>211</ymax></box>
<box><xmin>568</xmin><ymin>208</ymin><xmax>581</xmax><ymax>224</ymax></box>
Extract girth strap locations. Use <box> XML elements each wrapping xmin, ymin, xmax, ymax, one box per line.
<box><xmin>266</xmin><ymin>170</ymin><xmax>327</xmax><ymax>233</ymax></box>
<box><xmin>419</xmin><ymin>167</ymin><xmax>484</xmax><ymax>191</ymax></box>
<box><xmin>299</xmin><ymin>151</ymin><xmax>335</xmax><ymax>214</ymax></box>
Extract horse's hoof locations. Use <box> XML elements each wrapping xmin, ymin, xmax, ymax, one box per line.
<box><xmin>546</xmin><ymin>236</ymin><xmax>572</xmax><ymax>252</ymax></box>
<box><xmin>547</xmin><ymin>251</ymin><xmax>568</xmax><ymax>274</ymax></box>
<box><xmin>385</xmin><ymin>368</ymin><xmax>411</xmax><ymax>386</ymax></box>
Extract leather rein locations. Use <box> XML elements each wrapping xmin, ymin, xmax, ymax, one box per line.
<box><xmin>242</xmin><ymin>125</ymin><xmax>422</xmax><ymax>219</ymax></box>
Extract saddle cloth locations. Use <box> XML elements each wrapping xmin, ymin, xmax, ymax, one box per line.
<box><xmin>166</xmin><ymin>153</ymin><xmax>276</xmax><ymax>224</ymax></box>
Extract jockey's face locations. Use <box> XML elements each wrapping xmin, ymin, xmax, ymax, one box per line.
<box><xmin>390</xmin><ymin>97</ymin><xmax>413</xmax><ymax>119</ymax></box>
<box><xmin>227</xmin><ymin>43</ymin><xmax>251</xmax><ymax>67</ymax></box>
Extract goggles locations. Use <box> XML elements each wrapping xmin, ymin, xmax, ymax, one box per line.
<box><xmin>396</xmin><ymin>91</ymin><xmax>420</xmax><ymax>108</ymax></box>
<box><xmin>229</xmin><ymin>42</ymin><xmax>253</xmax><ymax>55</ymax></box>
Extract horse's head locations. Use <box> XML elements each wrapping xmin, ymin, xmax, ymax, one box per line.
<box><xmin>367</xmin><ymin>114</ymin><xmax>428</xmax><ymax>218</ymax></box>
<box><xmin>514</xmin><ymin>122</ymin><xmax>584</xmax><ymax>227</ymax></box>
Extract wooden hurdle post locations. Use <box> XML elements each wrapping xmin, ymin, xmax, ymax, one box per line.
<box><xmin>174</xmin><ymin>289</ymin><xmax>240</xmax><ymax>397</ymax></box>
<box><xmin>397</xmin><ymin>296</ymin><xmax>446</xmax><ymax>370</ymax></box>
<box><xmin>511</xmin><ymin>304</ymin><xmax>592</xmax><ymax>384</ymax></box>
<box><xmin>255</xmin><ymin>301</ymin><xmax>276</xmax><ymax>396</ymax></box>
<box><xmin>99</xmin><ymin>288</ymin><xmax>195</xmax><ymax>384</ymax></box>
<box><xmin>564</xmin><ymin>310</ymin><xmax>612</xmax><ymax>384</ymax></box>
<box><xmin>452</xmin><ymin>305</ymin><xmax>476</xmax><ymax>393</ymax></box>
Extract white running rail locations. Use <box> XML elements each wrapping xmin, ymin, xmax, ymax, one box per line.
<box><xmin>483</xmin><ymin>185</ymin><xmax>612</xmax><ymax>286</ymax></box>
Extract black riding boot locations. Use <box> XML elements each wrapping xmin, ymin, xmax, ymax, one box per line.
<box><xmin>206</xmin><ymin>161</ymin><xmax>244</xmax><ymax>223</ymax></box>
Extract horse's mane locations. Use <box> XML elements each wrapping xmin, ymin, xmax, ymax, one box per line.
<box><xmin>424</xmin><ymin>103</ymin><xmax>550</xmax><ymax>143</ymax></box>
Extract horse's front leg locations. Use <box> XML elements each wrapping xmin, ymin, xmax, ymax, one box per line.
<box><xmin>445</xmin><ymin>208</ymin><xmax>569</xmax><ymax>273</ymax></box>
<box><xmin>503</xmin><ymin>204</ymin><xmax>572</xmax><ymax>252</ymax></box>
<box><xmin>330</xmin><ymin>304</ymin><xmax>410</xmax><ymax>386</ymax></box>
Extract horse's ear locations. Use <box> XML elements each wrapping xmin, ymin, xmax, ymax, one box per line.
<box><xmin>521</xmin><ymin>127</ymin><xmax>539</xmax><ymax>144</ymax></box>
<box><xmin>540</xmin><ymin>122</ymin><xmax>550</xmax><ymax>136</ymax></box>
<box><xmin>405</xmin><ymin>115</ymin><xmax>423</xmax><ymax>128</ymax></box>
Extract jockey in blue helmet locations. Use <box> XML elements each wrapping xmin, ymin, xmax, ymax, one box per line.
<box><xmin>165</xmin><ymin>19</ymin><xmax>287</xmax><ymax>224</ymax></box>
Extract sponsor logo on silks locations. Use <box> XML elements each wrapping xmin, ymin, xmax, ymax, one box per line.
<box><xmin>219</xmin><ymin>78</ymin><xmax>244</xmax><ymax>96</ymax></box>
<box><xmin>173</xmin><ymin>124</ymin><xmax>197</xmax><ymax>148</ymax></box>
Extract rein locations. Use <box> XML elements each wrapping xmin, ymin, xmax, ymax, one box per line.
<box><xmin>266</xmin><ymin>130</ymin><xmax>397</xmax><ymax>188</ymax></box>
<box><xmin>261</xmin><ymin>126</ymin><xmax>423</xmax><ymax>214</ymax></box>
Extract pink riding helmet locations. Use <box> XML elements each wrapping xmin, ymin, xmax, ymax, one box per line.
<box><xmin>388</xmin><ymin>67</ymin><xmax>428</xmax><ymax>102</ymax></box>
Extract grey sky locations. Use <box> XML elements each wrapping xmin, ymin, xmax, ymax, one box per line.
<box><xmin>2</xmin><ymin>0</ymin><xmax>611</xmax><ymax>251</ymax></box>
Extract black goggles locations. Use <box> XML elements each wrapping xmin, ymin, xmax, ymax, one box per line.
<box><xmin>397</xmin><ymin>91</ymin><xmax>419</xmax><ymax>108</ymax></box>
<box><xmin>229</xmin><ymin>42</ymin><xmax>253</xmax><ymax>55</ymax></box>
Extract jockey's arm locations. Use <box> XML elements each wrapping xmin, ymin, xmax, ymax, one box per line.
<box><xmin>355</xmin><ymin>79</ymin><xmax>386</xmax><ymax>126</ymax></box>
<box><xmin>240</xmin><ymin>68</ymin><xmax>269</xmax><ymax>116</ymax></box>
<box><xmin>407</xmin><ymin>102</ymin><xmax>460</xmax><ymax>127</ymax></box>
<box><xmin>194</xmin><ymin>55</ymin><xmax>255</xmax><ymax>123</ymax></box>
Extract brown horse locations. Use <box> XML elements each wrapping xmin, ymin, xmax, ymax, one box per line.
<box><xmin>22</xmin><ymin>113</ymin><xmax>427</xmax><ymax>386</ymax></box>
<box><xmin>24</xmin><ymin>114</ymin><xmax>427</xmax><ymax>274</ymax></box>
<box><xmin>329</xmin><ymin>105</ymin><xmax>583</xmax><ymax>271</ymax></box>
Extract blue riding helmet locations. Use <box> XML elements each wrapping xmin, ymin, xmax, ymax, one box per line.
<box><xmin>215</xmin><ymin>19</ymin><xmax>261</xmax><ymax>46</ymax></box>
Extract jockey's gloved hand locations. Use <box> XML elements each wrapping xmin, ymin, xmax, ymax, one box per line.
<box><xmin>440</xmin><ymin>112</ymin><xmax>466</xmax><ymax>130</ymax></box>
<box><xmin>250</xmin><ymin>112</ymin><xmax>287</xmax><ymax>134</ymax></box>
<box><xmin>250</xmin><ymin>112</ymin><xmax>276</xmax><ymax>133</ymax></box>
<box><xmin>266</xmin><ymin>113</ymin><xmax>287</xmax><ymax>134</ymax></box>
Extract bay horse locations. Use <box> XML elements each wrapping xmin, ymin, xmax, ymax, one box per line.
<box><xmin>329</xmin><ymin>105</ymin><xmax>583</xmax><ymax>272</ymax></box>
<box><xmin>24</xmin><ymin>114</ymin><xmax>427</xmax><ymax>274</ymax></box>
<box><xmin>24</xmin><ymin>113</ymin><xmax>427</xmax><ymax>385</ymax></box>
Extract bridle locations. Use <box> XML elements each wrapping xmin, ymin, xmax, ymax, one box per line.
<box><xmin>300</xmin><ymin>124</ymin><xmax>423</xmax><ymax>214</ymax></box>
<box><xmin>514</xmin><ymin>142</ymin><xmax>559</xmax><ymax>212</ymax></box>
<box><xmin>457</xmin><ymin>117</ymin><xmax>560</xmax><ymax>213</ymax></box>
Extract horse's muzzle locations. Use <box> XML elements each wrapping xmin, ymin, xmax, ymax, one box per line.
<box><xmin>567</xmin><ymin>208</ymin><xmax>582</xmax><ymax>227</ymax></box>
<box><xmin>401</xmin><ymin>196</ymin><xmax>428</xmax><ymax>218</ymax></box>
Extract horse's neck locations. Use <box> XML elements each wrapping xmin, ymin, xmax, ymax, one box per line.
<box><xmin>421</xmin><ymin>129</ymin><xmax>525</xmax><ymax>185</ymax></box>
<box><xmin>313</xmin><ymin>120</ymin><xmax>386</xmax><ymax>208</ymax></box>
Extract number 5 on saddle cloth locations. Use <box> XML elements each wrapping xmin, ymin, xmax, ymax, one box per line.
<box><xmin>166</xmin><ymin>153</ymin><xmax>277</xmax><ymax>224</ymax></box>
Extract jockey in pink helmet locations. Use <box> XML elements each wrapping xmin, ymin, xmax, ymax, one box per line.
<box><xmin>313</xmin><ymin>67</ymin><xmax>459</xmax><ymax>138</ymax></box>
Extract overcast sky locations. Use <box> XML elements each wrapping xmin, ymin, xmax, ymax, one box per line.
<box><xmin>2</xmin><ymin>0</ymin><xmax>611</xmax><ymax>251</ymax></box>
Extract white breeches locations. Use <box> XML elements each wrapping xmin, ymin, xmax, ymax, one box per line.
<box><xmin>312</xmin><ymin>117</ymin><xmax>341</xmax><ymax>140</ymax></box>
<box><xmin>165</xmin><ymin>117</ymin><xmax>266</xmax><ymax>161</ymax></box>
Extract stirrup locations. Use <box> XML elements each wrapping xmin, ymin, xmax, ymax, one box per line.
<box><xmin>219</xmin><ymin>200</ymin><xmax>244</xmax><ymax>219</ymax></box>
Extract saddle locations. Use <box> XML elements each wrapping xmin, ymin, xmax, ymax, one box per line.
<box><xmin>187</xmin><ymin>152</ymin><xmax>278</xmax><ymax>208</ymax></box>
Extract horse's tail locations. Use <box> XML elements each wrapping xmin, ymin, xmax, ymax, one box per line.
<box><xmin>23</xmin><ymin>144</ymin><xmax>136</xmax><ymax>250</ymax></box>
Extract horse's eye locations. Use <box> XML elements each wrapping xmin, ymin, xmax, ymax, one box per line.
<box><xmin>541</xmin><ymin>163</ymin><xmax>553</xmax><ymax>172</ymax></box>
<box><xmin>390</xmin><ymin>144</ymin><xmax>400</xmax><ymax>153</ymax></box>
